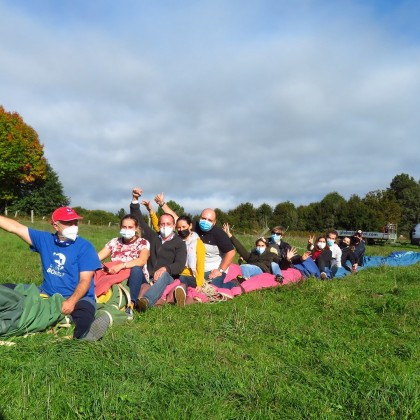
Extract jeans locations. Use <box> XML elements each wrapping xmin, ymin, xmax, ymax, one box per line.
<box><xmin>179</xmin><ymin>275</ymin><xmax>197</xmax><ymax>288</ymax></box>
<box><xmin>206</xmin><ymin>271</ymin><xmax>237</xmax><ymax>290</ymax></box>
<box><xmin>240</xmin><ymin>264</ymin><xmax>263</xmax><ymax>278</ymax></box>
<box><xmin>128</xmin><ymin>266</ymin><xmax>147</xmax><ymax>303</ymax></box>
<box><xmin>271</xmin><ymin>262</ymin><xmax>282</xmax><ymax>276</ymax></box>
<box><xmin>143</xmin><ymin>271</ymin><xmax>175</xmax><ymax>307</ymax></box>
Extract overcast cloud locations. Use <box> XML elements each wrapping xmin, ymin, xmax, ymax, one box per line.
<box><xmin>1</xmin><ymin>0</ymin><xmax>420</xmax><ymax>215</ymax></box>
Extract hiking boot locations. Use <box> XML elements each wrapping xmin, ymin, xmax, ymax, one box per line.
<box><xmin>236</xmin><ymin>275</ymin><xmax>246</xmax><ymax>284</ymax></box>
<box><xmin>81</xmin><ymin>313</ymin><xmax>110</xmax><ymax>342</ymax></box>
<box><xmin>136</xmin><ymin>297</ymin><xmax>149</xmax><ymax>313</ymax></box>
<box><xmin>320</xmin><ymin>272</ymin><xmax>327</xmax><ymax>280</ymax></box>
<box><xmin>275</xmin><ymin>274</ymin><xmax>284</xmax><ymax>284</ymax></box>
<box><xmin>174</xmin><ymin>286</ymin><xmax>186</xmax><ymax>307</ymax></box>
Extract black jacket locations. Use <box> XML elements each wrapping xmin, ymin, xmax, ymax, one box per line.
<box><xmin>230</xmin><ymin>235</ymin><xmax>276</xmax><ymax>273</ymax></box>
<box><xmin>130</xmin><ymin>203</ymin><xmax>186</xmax><ymax>277</ymax></box>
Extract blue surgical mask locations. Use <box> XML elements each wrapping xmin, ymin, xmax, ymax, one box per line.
<box><xmin>256</xmin><ymin>246</ymin><xmax>265</xmax><ymax>255</ymax></box>
<box><xmin>327</xmin><ymin>238</ymin><xmax>335</xmax><ymax>247</ymax></box>
<box><xmin>271</xmin><ymin>233</ymin><xmax>281</xmax><ymax>243</ymax></box>
<box><xmin>199</xmin><ymin>219</ymin><xmax>213</xmax><ymax>232</ymax></box>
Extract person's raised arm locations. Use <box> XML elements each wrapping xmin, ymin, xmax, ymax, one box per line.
<box><xmin>154</xmin><ymin>192</ymin><xmax>179</xmax><ymax>222</ymax></box>
<box><xmin>130</xmin><ymin>187</ymin><xmax>155</xmax><ymax>241</ymax></box>
<box><xmin>222</xmin><ymin>223</ymin><xmax>251</xmax><ymax>261</ymax></box>
<box><xmin>0</xmin><ymin>215</ymin><xmax>32</xmax><ymax>245</ymax></box>
<box><xmin>141</xmin><ymin>200</ymin><xmax>159</xmax><ymax>232</ymax></box>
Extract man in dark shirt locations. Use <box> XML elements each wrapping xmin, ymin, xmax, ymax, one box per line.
<box><xmin>130</xmin><ymin>188</ymin><xmax>187</xmax><ymax>311</ymax></box>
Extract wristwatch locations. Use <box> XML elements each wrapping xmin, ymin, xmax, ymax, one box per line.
<box><xmin>218</xmin><ymin>267</ymin><xmax>225</xmax><ymax>273</ymax></box>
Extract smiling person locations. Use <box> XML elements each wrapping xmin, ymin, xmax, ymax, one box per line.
<box><xmin>0</xmin><ymin>207</ymin><xmax>108</xmax><ymax>341</ymax></box>
<box><xmin>97</xmin><ymin>215</ymin><xmax>150</xmax><ymax>318</ymax></box>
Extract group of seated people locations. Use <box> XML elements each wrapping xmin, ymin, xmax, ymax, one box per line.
<box><xmin>95</xmin><ymin>188</ymin><xmax>367</xmax><ymax>318</ymax></box>
<box><xmin>0</xmin><ymin>186</ymin><xmax>367</xmax><ymax>341</ymax></box>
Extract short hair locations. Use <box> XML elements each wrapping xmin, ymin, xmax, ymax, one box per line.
<box><xmin>326</xmin><ymin>229</ymin><xmax>338</xmax><ymax>237</ymax></box>
<box><xmin>271</xmin><ymin>226</ymin><xmax>285</xmax><ymax>235</ymax></box>
<box><xmin>159</xmin><ymin>213</ymin><xmax>175</xmax><ymax>224</ymax></box>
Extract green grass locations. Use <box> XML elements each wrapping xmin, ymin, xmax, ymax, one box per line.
<box><xmin>0</xmin><ymin>222</ymin><xmax>419</xmax><ymax>419</ymax></box>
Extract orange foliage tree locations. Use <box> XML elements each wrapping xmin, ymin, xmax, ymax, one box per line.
<box><xmin>0</xmin><ymin>106</ymin><xmax>47</xmax><ymax>204</ymax></box>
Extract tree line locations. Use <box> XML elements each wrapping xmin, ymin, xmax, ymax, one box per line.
<box><xmin>1</xmin><ymin>106</ymin><xmax>420</xmax><ymax>235</ymax></box>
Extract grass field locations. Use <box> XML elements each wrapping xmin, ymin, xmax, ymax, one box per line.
<box><xmin>0</xmin><ymin>221</ymin><xmax>419</xmax><ymax>419</ymax></box>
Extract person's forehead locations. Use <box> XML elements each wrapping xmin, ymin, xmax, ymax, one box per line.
<box><xmin>201</xmin><ymin>210</ymin><xmax>214</xmax><ymax>219</ymax></box>
<box><xmin>160</xmin><ymin>215</ymin><xmax>174</xmax><ymax>224</ymax></box>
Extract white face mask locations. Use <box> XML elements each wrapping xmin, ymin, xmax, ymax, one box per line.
<box><xmin>61</xmin><ymin>225</ymin><xmax>78</xmax><ymax>241</ymax></box>
<box><xmin>120</xmin><ymin>229</ymin><xmax>136</xmax><ymax>240</ymax></box>
<box><xmin>317</xmin><ymin>241</ymin><xmax>326</xmax><ymax>249</ymax></box>
<box><xmin>160</xmin><ymin>226</ymin><xmax>173</xmax><ymax>238</ymax></box>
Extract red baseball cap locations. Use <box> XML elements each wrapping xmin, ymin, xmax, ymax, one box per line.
<box><xmin>51</xmin><ymin>207</ymin><xmax>83</xmax><ymax>223</ymax></box>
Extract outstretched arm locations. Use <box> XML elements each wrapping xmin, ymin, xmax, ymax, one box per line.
<box><xmin>0</xmin><ymin>215</ymin><xmax>32</xmax><ymax>245</ymax></box>
<box><xmin>154</xmin><ymin>192</ymin><xmax>179</xmax><ymax>222</ymax></box>
<box><xmin>141</xmin><ymin>200</ymin><xmax>159</xmax><ymax>232</ymax></box>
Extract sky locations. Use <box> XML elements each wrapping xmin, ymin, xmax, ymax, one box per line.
<box><xmin>1</xmin><ymin>0</ymin><xmax>420</xmax><ymax>216</ymax></box>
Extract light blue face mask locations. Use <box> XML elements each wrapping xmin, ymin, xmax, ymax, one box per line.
<box><xmin>271</xmin><ymin>233</ymin><xmax>281</xmax><ymax>243</ymax></box>
<box><xmin>327</xmin><ymin>238</ymin><xmax>335</xmax><ymax>247</ymax></box>
<box><xmin>256</xmin><ymin>246</ymin><xmax>265</xmax><ymax>255</ymax></box>
<box><xmin>199</xmin><ymin>219</ymin><xmax>213</xmax><ymax>232</ymax></box>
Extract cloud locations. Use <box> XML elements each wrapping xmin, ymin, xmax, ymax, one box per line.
<box><xmin>1</xmin><ymin>0</ymin><xmax>420</xmax><ymax>216</ymax></box>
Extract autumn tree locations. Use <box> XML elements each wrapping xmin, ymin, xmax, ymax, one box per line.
<box><xmin>0</xmin><ymin>106</ymin><xmax>47</xmax><ymax>208</ymax></box>
<box><xmin>10</xmin><ymin>162</ymin><xmax>69</xmax><ymax>217</ymax></box>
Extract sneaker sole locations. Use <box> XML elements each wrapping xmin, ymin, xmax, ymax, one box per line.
<box><xmin>174</xmin><ymin>287</ymin><xmax>186</xmax><ymax>307</ymax></box>
<box><xmin>81</xmin><ymin>314</ymin><xmax>110</xmax><ymax>341</ymax></box>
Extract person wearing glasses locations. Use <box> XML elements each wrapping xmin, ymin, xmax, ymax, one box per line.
<box><xmin>223</xmin><ymin>223</ymin><xmax>296</xmax><ymax>283</ymax></box>
<box><xmin>267</xmin><ymin>225</ymin><xmax>301</xmax><ymax>271</ymax></box>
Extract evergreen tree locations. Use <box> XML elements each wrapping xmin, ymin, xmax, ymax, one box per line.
<box><xmin>10</xmin><ymin>162</ymin><xmax>69</xmax><ymax>217</ymax></box>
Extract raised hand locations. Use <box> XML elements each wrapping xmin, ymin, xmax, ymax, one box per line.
<box><xmin>154</xmin><ymin>192</ymin><xmax>165</xmax><ymax>206</ymax></box>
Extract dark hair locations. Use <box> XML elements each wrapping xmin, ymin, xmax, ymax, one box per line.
<box><xmin>255</xmin><ymin>237</ymin><xmax>268</xmax><ymax>246</ymax></box>
<box><xmin>326</xmin><ymin>229</ymin><xmax>338</xmax><ymax>237</ymax></box>
<box><xmin>120</xmin><ymin>214</ymin><xmax>139</xmax><ymax>228</ymax></box>
<box><xmin>177</xmin><ymin>214</ymin><xmax>192</xmax><ymax>225</ymax></box>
